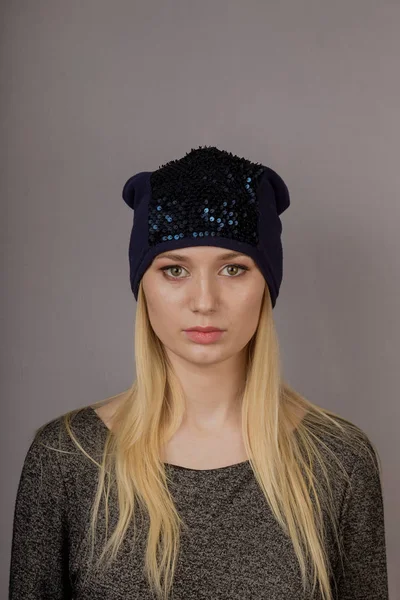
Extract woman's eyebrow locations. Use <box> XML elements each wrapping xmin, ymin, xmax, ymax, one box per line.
<box><xmin>154</xmin><ymin>252</ymin><xmax>249</xmax><ymax>262</ymax></box>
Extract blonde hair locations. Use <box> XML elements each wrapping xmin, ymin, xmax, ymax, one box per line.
<box><xmin>39</xmin><ymin>281</ymin><xmax>381</xmax><ymax>600</ymax></box>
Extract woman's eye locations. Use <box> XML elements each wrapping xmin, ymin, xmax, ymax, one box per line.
<box><xmin>160</xmin><ymin>265</ymin><xmax>188</xmax><ymax>279</ymax></box>
<box><xmin>160</xmin><ymin>264</ymin><xmax>250</xmax><ymax>279</ymax></box>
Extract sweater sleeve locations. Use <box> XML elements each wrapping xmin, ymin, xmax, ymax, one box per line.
<box><xmin>8</xmin><ymin>424</ymin><xmax>73</xmax><ymax>599</ymax></box>
<box><xmin>333</xmin><ymin>441</ymin><xmax>389</xmax><ymax>600</ymax></box>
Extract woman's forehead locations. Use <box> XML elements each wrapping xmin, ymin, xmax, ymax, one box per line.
<box><xmin>155</xmin><ymin>248</ymin><xmax>252</xmax><ymax>262</ymax></box>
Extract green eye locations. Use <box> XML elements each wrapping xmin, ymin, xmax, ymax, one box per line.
<box><xmin>161</xmin><ymin>265</ymin><xmax>186</xmax><ymax>278</ymax></box>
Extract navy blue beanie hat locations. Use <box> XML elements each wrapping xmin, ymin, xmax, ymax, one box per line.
<box><xmin>122</xmin><ymin>146</ymin><xmax>290</xmax><ymax>308</ymax></box>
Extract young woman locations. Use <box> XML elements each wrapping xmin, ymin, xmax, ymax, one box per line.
<box><xmin>9</xmin><ymin>146</ymin><xmax>389</xmax><ymax>599</ymax></box>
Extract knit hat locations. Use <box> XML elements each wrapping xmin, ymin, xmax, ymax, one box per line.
<box><xmin>122</xmin><ymin>146</ymin><xmax>290</xmax><ymax>308</ymax></box>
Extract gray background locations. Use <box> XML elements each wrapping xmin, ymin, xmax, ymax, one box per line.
<box><xmin>2</xmin><ymin>1</ymin><xmax>398</xmax><ymax>596</ymax></box>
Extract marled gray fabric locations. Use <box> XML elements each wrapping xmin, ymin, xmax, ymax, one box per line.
<box><xmin>9</xmin><ymin>407</ymin><xmax>389</xmax><ymax>599</ymax></box>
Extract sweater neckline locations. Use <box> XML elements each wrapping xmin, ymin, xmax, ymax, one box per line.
<box><xmin>86</xmin><ymin>406</ymin><xmax>251</xmax><ymax>474</ymax></box>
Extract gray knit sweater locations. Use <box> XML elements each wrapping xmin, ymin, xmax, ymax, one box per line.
<box><xmin>9</xmin><ymin>407</ymin><xmax>389</xmax><ymax>599</ymax></box>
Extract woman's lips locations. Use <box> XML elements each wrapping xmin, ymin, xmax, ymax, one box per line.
<box><xmin>184</xmin><ymin>330</ymin><xmax>225</xmax><ymax>344</ymax></box>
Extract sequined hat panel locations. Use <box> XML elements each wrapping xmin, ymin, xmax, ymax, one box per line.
<box><xmin>148</xmin><ymin>146</ymin><xmax>267</xmax><ymax>248</ymax></box>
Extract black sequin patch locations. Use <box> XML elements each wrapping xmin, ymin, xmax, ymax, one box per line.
<box><xmin>148</xmin><ymin>146</ymin><xmax>266</xmax><ymax>247</ymax></box>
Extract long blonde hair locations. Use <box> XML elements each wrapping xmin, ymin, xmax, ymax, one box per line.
<box><xmin>40</xmin><ymin>281</ymin><xmax>381</xmax><ymax>600</ymax></box>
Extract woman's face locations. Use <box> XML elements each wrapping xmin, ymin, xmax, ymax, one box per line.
<box><xmin>141</xmin><ymin>246</ymin><xmax>266</xmax><ymax>365</ymax></box>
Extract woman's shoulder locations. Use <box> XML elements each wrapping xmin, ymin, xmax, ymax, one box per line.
<box><xmin>15</xmin><ymin>409</ymin><xmax>97</xmax><ymax>504</ymax></box>
<box><xmin>28</xmin><ymin>405</ymin><xmax>109</xmax><ymax>473</ymax></box>
<box><xmin>301</xmin><ymin>410</ymin><xmax>382</xmax><ymax>482</ymax></box>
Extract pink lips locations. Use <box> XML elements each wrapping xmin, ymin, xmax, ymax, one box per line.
<box><xmin>184</xmin><ymin>330</ymin><xmax>225</xmax><ymax>344</ymax></box>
